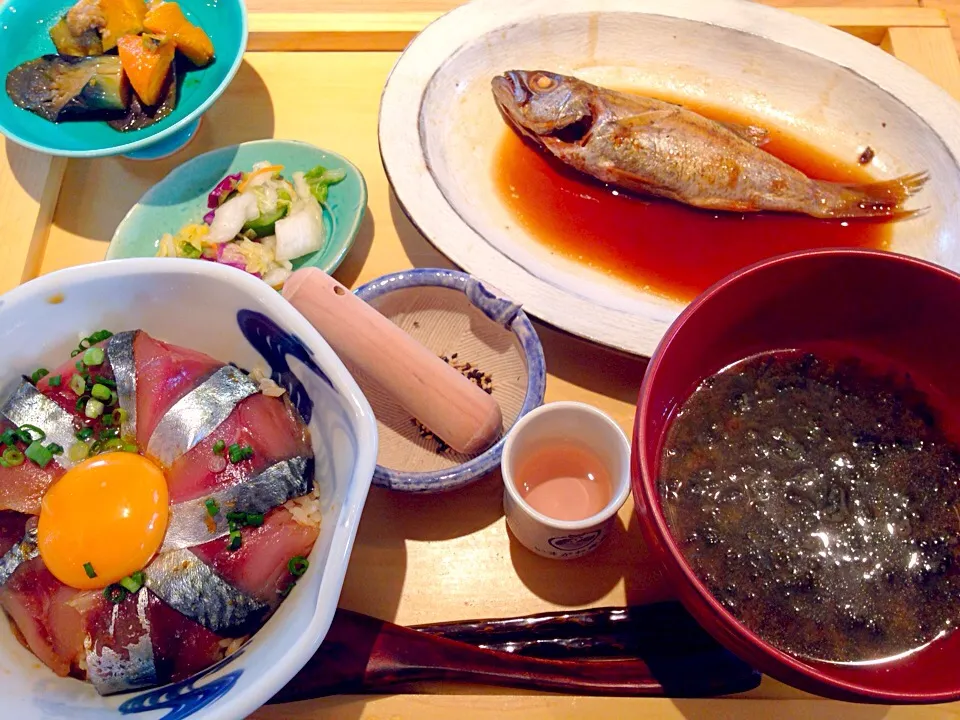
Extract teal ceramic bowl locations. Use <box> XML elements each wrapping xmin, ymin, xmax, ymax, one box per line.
<box><xmin>108</xmin><ymin>139</ymin><xmax>368</xmax><ymax>277</ymax></box>
<box><xmin>0</xmin><ymin>0</ymin><xmax>247</xmax><ymax>158</ymax></box>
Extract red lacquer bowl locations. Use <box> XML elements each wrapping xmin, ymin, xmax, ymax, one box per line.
<box><xmin>633</xmin><ymin>248</ymin><xmax>960</xmax><ymax>703</ymax></box>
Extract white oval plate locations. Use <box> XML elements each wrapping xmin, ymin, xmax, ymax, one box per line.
<box><xmin>379</xmin><ymin>0</ymin><xmax>960</xmax><ymax>357</ymax></box>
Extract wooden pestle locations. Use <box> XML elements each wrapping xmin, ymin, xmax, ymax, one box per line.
<box><xmin>283</xmin><ymin>267</ymin><xmax>503</xmax><ymax>455</ymax></box>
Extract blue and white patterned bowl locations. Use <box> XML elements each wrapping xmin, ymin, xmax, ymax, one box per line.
<box><xmin>354</xmin><ymin>268</ymin><xmax>545</xmax><ymax>493</ymax></box>
<box><xmin>0</xmin><ymin>258</ymin><xmax>378</xmax><ymax>719</ymax></box>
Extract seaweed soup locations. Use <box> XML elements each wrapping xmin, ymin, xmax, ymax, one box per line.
<box><xmin>658</xmin><ymin>350</ymin><xmax>960</xmax><ymax>663</ymax></box>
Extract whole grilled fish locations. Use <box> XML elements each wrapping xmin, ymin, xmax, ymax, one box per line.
<box><xmin>491</xmin><ymin>70</ymin><xmax>928</xmax><ymax>219</ymax></box>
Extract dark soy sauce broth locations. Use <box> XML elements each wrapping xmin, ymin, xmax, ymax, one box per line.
<box><xmin>493</xmin><ymin>96</ymin><xmax>891</xmax><ymax>302</ymax></box>
<box><xmin>658</xmin><ymin>350</ymin><xmax>960</xmax><ymax>663</ymax></box>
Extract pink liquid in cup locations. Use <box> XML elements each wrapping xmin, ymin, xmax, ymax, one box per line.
<box><xmin>515</xmin><ymin>442</ymin><xmax>613</xmax><ymax>521</ymax></box>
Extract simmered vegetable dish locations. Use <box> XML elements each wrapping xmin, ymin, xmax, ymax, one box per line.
<box><xmin>5</xmin><ymin>0</ymin><xmax>214</xmax><ymax>132</ymax></box>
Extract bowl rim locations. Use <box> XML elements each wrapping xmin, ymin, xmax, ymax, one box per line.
<box><xmin>0</xmin><ymin>0</ymin><xmax>249</xmax><ymax>159</ymax></box>
<box><xmin>0</xmin><ymin>258</ymin><xmax>379</xmax><ymax>718</ymax></box>
<box><xmin>634</xmin><ymin>246</ymin><xmax>960</xmax><ymax>703</ymax></box>
<box><xmin>105</xmin><ymin>138</ymin><xmax>369</xmax><ymax>277</ymax></box>
<box><xmin>353</xmin><ymin>267</ymin><xmax>546</xmax><ymax>493</ymax></box>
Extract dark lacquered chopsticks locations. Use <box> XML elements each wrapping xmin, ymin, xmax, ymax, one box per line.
<box><xmin>269</xmin><ymin>603</ymin><xmax>760</xmax><ymax>703</ymax></box>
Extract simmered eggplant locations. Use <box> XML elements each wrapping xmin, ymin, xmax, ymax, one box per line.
<box><xmin>49</xmin><ymin>17</ymin><xmax>104</xmax><ymax>57</ymax></box>
<box><xmin>5</xmin><ymin>55</ymin><xmax>130</xmax><ymax>122</ymax></box>
<box><xmin>107</xmin><ymin>59</ymin><xmax>177</xmax><ymax>132</ymax></box>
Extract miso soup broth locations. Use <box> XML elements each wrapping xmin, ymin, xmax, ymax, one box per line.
<box><xmin>658</xmin><ymin>350</ymin><xmax>960</xmax><ymax>663</ymax></box>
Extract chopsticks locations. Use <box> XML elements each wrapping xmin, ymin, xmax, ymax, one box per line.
<box><xmin>269</xmin><ymin>603</ymin><xmax>760</xmax><ymax>703</ymax></box>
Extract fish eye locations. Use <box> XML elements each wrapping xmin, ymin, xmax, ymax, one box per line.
<box><xmin>533</xmin><ymin>74</ymin><xmax>556</xmax><ymax>90</ymax></box>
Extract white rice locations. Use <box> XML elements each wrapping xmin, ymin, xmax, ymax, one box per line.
<box><xmin>218</xmin><ymin>635</ymin><xmax>249</xmax><ymax>659</ymax></box>
<box><xmin>249</xmin><ymin>367</ymin><xmax>286</xmax><ymax>397</ymax></box>
<box><xmin>283</xmin><ymin>484</ymin><xmax>321</xmax><ymax>528</ymax></box>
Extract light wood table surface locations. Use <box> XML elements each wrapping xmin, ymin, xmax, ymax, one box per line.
<box><xmin>3</xmin><ymin>0</ymin><xmax>959</xmax><ymax>718</ymax></box>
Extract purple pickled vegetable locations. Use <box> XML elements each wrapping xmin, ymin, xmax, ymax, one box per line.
<box><xmin>207</xmin><ymin>172</ymin><xmax>243</xmax><ymax>209</ymax></box>
<box><xmin>216</xmin><ymin>243</ymin><xmax>249</xmax><ymax>272</ymax></box>
<box><xmin>203</xmin><ymin>209</ymin><xmax>216</xmax><ymax>225</ymax></box>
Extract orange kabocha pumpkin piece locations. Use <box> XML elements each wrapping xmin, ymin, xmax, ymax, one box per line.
<box><xmin>98</xmin><ymin>0</ymin><xmax>146</xmax><ymax>51</ymax></box>
<box><xmin>117</xmin><ymin>33</ymin><xmax>175</xmax><ymax>107</ymax></box>
<box><xmin>144</xmin><ymin>1</ymin><xmax>214</xmax><ymax>67</ymax></box>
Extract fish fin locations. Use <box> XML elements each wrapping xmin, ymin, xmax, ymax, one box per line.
<box><xmin>813</xmin><ymin>171</ymin><xmax>929</xmax><ymax>219</ymax></box>
<box><xmin>718</xmin><ymin>121</ymin><xmax>770</xmax><ymax>148</ymax></box>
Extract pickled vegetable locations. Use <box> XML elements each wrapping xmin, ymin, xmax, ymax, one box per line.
<box><xmin>144</xmin><ymin>1</ymin><xmax>214</xmax><ymax>67</ymax></box>
<box><xmin>49</xmin><ymin>17</ymin><xmax>104</xmax><ymax>57</ymax></box>
<box><xmin>5</xmin><ymin>55</ymin><xmax>130</xmax><ymax>122</ymax></box>
<box><xmin>117</xmin><ymin>33</ymin><xmax>174</xmax><ymax>107</ymax></box>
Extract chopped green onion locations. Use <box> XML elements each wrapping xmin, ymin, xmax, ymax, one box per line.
<box><xmin>69</xmin><ymin>374</ymin><xmax>86</xmax><ymax>396</ymax></box>
<box><xmin>2</xmin><ymin>448</ymin><xmax>24</xmax><ymax>467</ymax></box>
<box><xmin>112</xmin><ymin>408</ymin><xmax>128</xmax><ymax>426</ymax></box>
<box><xmin>48</xmin><ymin>375</ymin><xmax>62</xmax><ymax>387</ymax></box>
<box><xmin>119</xmin><ymin>571</ymin><xmax>145</xmax><ymax>593</ymax></box>
<box><xmin>30</xmin><ymin>368</ymin><xmax>49</xmax><ymax>384</ymax></box>
<box><xmin>224</xmin><ymin>511</ymin><xmax>265</xmax><ymax>529</ymax></box>
<box><xmin>104</xmin><ymin>585</ymin><xmax>127</xmax><ymax>604</ymax></box>
<box><xmin>84</xmin><ymin>398</ymin><xmax>105</xmax><ymax>419</ymax></box>
<box><xmin>25</xmin><ymin>441</ymin><xmax>53</xmax><ymax>468</ymax></box>
<box><xmin>91</xmin><ymin>383</ymin><xmax>111</xmax><ymax>402</ymax></box>
<box><xmin>76</xmin><ymin>427</ymin><xmax>94</xmax><ymax>441</ymax></box>
<box><xmin>45</xmin><ymin>442</ymin><xmax>63</xmax><ymax>456</ymax></box>
<box><xmin>103</xmin><ymin>425</ymin><xmax>121</xmax><ymax>439</ymax></box>
<box><xmin>75</xmin><ymin>397</ymin><xmax>86</xmax><ymax>413</ymax></box>
<box><xmin>82</xmin><ymin>347</ymin><xmax>105</xmax><ymax>366</ymax></box>
<box><xmin>1</xmin><ymin>429</ymin><xmax>19</xmax><ymax>447</ymax></box>
<box><xmin>83</xmin><ymin>562</ymin><xmax>97</xmax><ymax>579</ymax></box>
<box><xmin>101</xmin><ymin>438</ymin><xmax>123</xmax><ymax>452</ymax></box>
<box><xmin>227</xmin><ymin>530</ymin><xmax>242</xmax><ymax>551</ymax></box>
<box><xmin>227</xmin><ymin>443</ymin><xmax>254</xmax><ymax>464</ymax></box>
<box><xmin>68</xmin><ymin>442</ymin><xmax>90</xmax><ymax>462</ymax></box>
<box><xmin>205</xmin><ymin>498</ymin><xmax>219</xmax><ymax>517</ymax></box>
<box><xmin>95</xmin><ymin>376</ymin><xmax>116</xmax><ymax>389</ymax></box>
<box><xmin>287</xmin><ymin>556</ymin><xmax>309</xmax><ymax>576</ymax></box>
<box><xmin>87</xmin><ymin>330</ymin><xmax>113</xmax><ymax>344</ymax></box>
<box><xmin>18</xmin><ymin>425</ymin><xmax>45</xmax><ymax>443</ymax></box>
<box><xmin>0</xmin><ymin>459</ymin><xmax>8</xmax><ymax>469</ymax></box>
<box><xmin>71</xmin><ymin>331</ymin><xmax>113</xmax><ymax>359</ymax></box>
<box><xmin>212</xmin><ymin>439</ymin><xmax>226</xmax><ymax>455</ymax></box>
<box><xmin>108</xmin><ymin>390</ymin><xmax>118</xmax><ymax>406</ymax></box>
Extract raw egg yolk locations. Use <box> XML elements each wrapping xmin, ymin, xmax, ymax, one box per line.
<box><xmin>38</xmin><ymin>453</ymin><xmax>169</xmax><ymax>590</ymax></box>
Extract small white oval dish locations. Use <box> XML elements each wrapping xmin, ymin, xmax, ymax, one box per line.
<box><xmin>379</xmin><ymin>0</ymin><xmax>960</xmax><ymax>357</ymax></box>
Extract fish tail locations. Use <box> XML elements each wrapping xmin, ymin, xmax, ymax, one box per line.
<box><xmin>811</xmin><ymin>171</ymin><xmax>929</xmax><ymax>219</ymax></box>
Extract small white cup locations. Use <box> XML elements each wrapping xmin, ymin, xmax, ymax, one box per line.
<box><xmin>501</xmin><ymin>401</ymin><xmax>632</xmax><ymax>560</ymax></box>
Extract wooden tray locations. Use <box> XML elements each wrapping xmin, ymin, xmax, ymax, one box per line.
<box><xmin>1</xmin><ymin>7</ymin><xmax>959</xmax><ymax>719</ymax></box>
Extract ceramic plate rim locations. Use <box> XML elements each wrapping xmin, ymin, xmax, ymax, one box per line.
<box><xmin>106</xmin><ymin>139</ymin><xmax>369</xmax><ymax>277</ymax></box>
<box><xmin>378</xmin><ymin>0</ymin><xmax>960</xmax><ymax>357</ymax></box>
<box><xmin>0</xmin><ymin>0</ymin><xmax>248</xmax><ymax>159</ymax></box>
